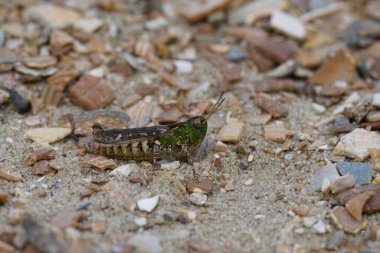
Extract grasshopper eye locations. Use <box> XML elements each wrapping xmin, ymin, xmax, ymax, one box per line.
<box><xmin>193</xmin><ymin>118</ymin><xmax>202</xmax><ymax>129</ymax></box>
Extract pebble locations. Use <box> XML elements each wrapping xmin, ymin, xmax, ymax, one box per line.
<box><xmin>373</xmin><ymin>93</ymin><xmax>380</xmax><ymax>108</ymax></box>
<box><xmin>239</xmin><ymin>160</ymin><xmax>249</xmax><ymax>170</ymax></box>
<box><xmin>187</xmin><ymin>239</ymin><xmax>213</xmax><ymax>253</ymax></box>
<box><xmin>346</xmin><ymin>192</ymin><xmax>373</xmax><ymax>221</ymax></box>
<box><xmin>325</xmin><ymin>231</ymin><xmax>344</xmax><ymax>250</ymax></box>
<box><xmin>333</xmin><ymin>128</ymin><xmax>380</xmax><ymax>161</ymax></box>
<box><xmin>26</xmin><ymin>3</ymin><xmax>82</xmax><ymax>28</ymax></box>
<box><xmin>50</xmin><ymin>30</ymin><xmax>74</xmax><ymax>56</ymax></box>
<box><xmin>266</xmin><ymin>60</ymin><xmax>296</xmax><ymax>78</ymax></box>
<box><xmin>331</xmin><ymin>116</ymin><xmax>354</xmax><ymax>134</ymax></box>
<box><xmin>264</xmin><ymin>124</ymin><xmax>293</xmax><ymax>143</ymax></box>
<box><xmin>0</xmin><ymin>89</ymin><xmax>10</xmax><ymax>105</ymax></box>
<box><xmin>310</xmin><ymin>164</ymin><xmax>340</xmax><ymax>192</ymax></box>
<box><xmin>22</xmin><ymin>56</ymin><xmax>57</xmax><ymax>69</ymax></box>
<box><xmin>174</xmin><ymin>60</ymin><xmax>193</xmax><ymax>74</ymax></box>
<box><xmin>244</xmin><ymin>178</ymin><xmax>254</xmax><ymax>186</ymax></box>
<box><xmin>303</xmin><ymin>217</ymin><xmax>317</xmax><ymax>228</ymax></box>
<box><xmin>170</xmin><ymin>0</ymin><xmax>229</xmax><ymax>22</ymax></box>
<box><xmin>134</xmin><ymin>217</ymin><xmax>148</xmax><ymax>227</ymax></box>
<box><xmin>312</xmin><ymin>103</ymin><xmax>326</xmax><ymax>114</ymax></box>
<box><xmin>69</xmin><ymin>74</ymin><xmax>115</xmax><ymax>110</ymax></box>
<box><xmin>0</xmin><ymin>191</ymin><xmax>8</xmax><ymax>204</ymax></box>
<box><xmin>312</xmin><ymin>220</ymin><xmax>327</xmax><ymax>234</ymax></box>
<box><xmin>337</xmin><ymin>162</ymin><xmax>372</xmax><ymax>185</ymax></box>
<box><xmin>254</xmin><ymin>93</ymin><xmax>288</xmax><ymax>118</ymax></box>
<box><xmin>26</xmin><ymin>127</ymin><xmax>71</xmax><ymax>143</ymax></box>
<box><xmin>337</xmin><ymin>185</ymin><xmax>380</xmax><ymax>214</ymax></box>
<box><xmin>270</xmin><ymin>10</ymin><xmax>306</xmax><ymax>40</ymax></box>
<box><xmin>73</xmin><ymin>18</ymin><xmax>104</xmax><ymax>33</ymax></box>
<box><xmin>366</xmin><ymin>111</ymin><xmax>380</xmax><ymax>122</ymax></box>
<box><xmin>161</xmin><ymin>161</ymin><xmax>180</xmax><ymax>170</ymax></box>
<box><xmin>187</xmin><ymin>211</ymin><xmax>197</xmax><ymax>221</ymax></box>
<box><xmin>330</xmin><ymin>206</ymin><xmax>367</xmax><ymax>234</ymax></box>
<box><xmin>26</xmin><ymin>147</ymin><xmax>56</xmax><ymax>166</ymax></box>
<box><xmin>0</xmin><ymin>170</ymin><xmax>23</xmax><ymax>182</ymax></box>
<box><xmin>330</xmin><ymin>174</ymin><xmax>355</xmax><ymax>194</ymax></box>
<box><xmin>189</xmin><ymin>193</ymin><xmax>207</xmax><ymax>206</ymax></box>
<box><xmin>137</xmin><ymin>196</ymin><xmax>159</xmax><ymax>213</ymax></box>
<box><xmin>373</xmin><ymin>176</ymin><xmax>380</xmax><ymax>184</ymax></box>
<box><xmin>32</xmin><ymin>160</ymin><xmax>53</xmax><ymax>175</ymax></box>
<box><xmin>128</xmin><ymin>233</ymin><xmax>162</xmax><ymax>253</ymax></box>
<box><xmin>308</xmin><ymin>48</ymin><xmax>356</xmax><ymax>86</ymax></box>
<box><xmin>109</xmin><ymin>164</ymin><xmax>132</xmax><ymax>178</ymax></box>
<box><xmin>217</xmin><ymin>122</ymin><xmax>244</xmax><ymax>143</ymax></box>
<box><xmin>226</xmin><ymin>48</ymin><xmax>248</xmax><ymax>62</ymax></box>
<box><xmin>145</xmin><ymin>17</ymin><xmax>168</xmax><ymax>31</ymax></box>
<box><xmin>187</xmin><ymin>179</ymin><xmax>213</xmax><ymax>194</ymax></box>
<box><xmin>80</xmin><ymin>156</ymin><xmax>117</xmax><ymax>170</ymax></box>
<box><xmin>50</xmin><ymin>209</ymin><xmax>81</xmax><ymax>229</ymax></box>
<box><xmin>203</xmin><ymin>51</ymin><xmax>242</xmax><ymax>83</ymax></box>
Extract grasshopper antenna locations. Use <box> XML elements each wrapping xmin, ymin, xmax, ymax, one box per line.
<box><xmin>206</xmin><ymin>93</ymin><xmax>225</xmax><ymax>120</ymax></box>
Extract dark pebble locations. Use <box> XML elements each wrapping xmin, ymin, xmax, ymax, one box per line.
<box><xmin>239</xmin><ymin>160</ymin><xmax>249</xmax><ymax>170</ymax></box>
<box><xmin>1</xmin><ymin>87</ymin><xmax>31</xmax><ymax>114</ymax></box>
<box><xmin>226</xmin><ymin>48</ymin><xmax>248</xmax><ymax>62</ymax></box>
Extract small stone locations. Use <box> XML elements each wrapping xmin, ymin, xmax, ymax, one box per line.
<box><xmin>312</xmin><ymin>220</ymin><xmax>327</xmax><ymax>234</ymax></box>
<box><xmin>135</xmin><ymin>217</ymin><xmax>148</xmax><ymax>227</ymax></box>
<box><xmin>217</xmin><ymin>122</ymin><xmax>244</xmax><ymax>143</ymax></box>
<box><xmin>213</xmin><ymin>141</ymin><xmax>229</xmax><ymax>152</ymax></box>
<box><xmin>128</xmin><ymin>234</ymin><xmax>162</xmax><ymax>253</ymax></box>
<box><xmin>0</xmin><ymin>170</ymin><xmax>23</xmax><ymax>182</ymax></box>
<box><xmin>170</xmin><ymin>0</ymin><xmax>229</xmax><ymax>22</ymax></box>
<box><xmin>337</xmin><ymin>185</ymin><xmax>380</xmax><ymax>214</ymax></box>
<box><xmin>310</xmin><ymin>164</ymin><xmax>340</xmax><ymax>192</ymax></box>
<box><xmin>373</xmin><ymin>176</ymin><xmax>380</xmax><ymax>184</ymax></box>
<box><xmin>331</xmin><ymin>116</ymin><xmax>354</xmax><ymax>134</ymax></box>
<box><xmin>187</xmin><ymin>211</ymin><xmax>197</xmax><ymax>221</ymax></box>
<box><xmin>50</xmin><ymin>209</ymin><xmax>81</xmax><ymax>229</ymax></box>
<box><xmin>337</xmin><ymin>162</ymin><xmax>372</xmax><ymax>185</ymax></box>
<box><xmin>303</xmin><ymin>217</ymin><xmax>317</xmax><ymax>228</ymax></box>
<box><xmin>26</xmin><ymin>3</ymin><xmax>82</xmax><ymax>28</ymax></box>
<box><xmin>254</xmin><ymin>94</ymin><xmax>288</xmax><ymax>118</ymax></box>
<box><xmin>366</xmin><ymin>111</ymin><xmax>380</xmax><ymax>122</ymax></box>
<box><xmin>14</xmin><ymin>62</ymin><xmax>57</xmax><ymax>77</ymax></box>
<box><xmin>91</xmin><ymin>221</ymin><xmax>107</xmax><ymax>234</ymax></box>
<box><xmin>255</xmin><ymin>40</ymin><xmax>297</xmax><ymax>64</ymax></box>
<box><xmin>80</xmin><ymin>156</ymin><xmax>117</xmax><ymax>170</ymax></box>
<box><xmin>26</xmin><ymin>148</ymin><xmax>56</xmax><ymax>165</ymax></box>
<box><xmin>330</xmin><ymin>206</ymin><xmax>367</xmax><ymax>234</ymax></box>
<box><xmin>161</xmin><ymin>161</ymin><xmax>180</xmax><ymax>170</ymax></box>
<box><xmin>321</xmin><ymin>178</ymin><xmax>331</xmax><ymax>193</ymax></box>
<box><xmin>50</xmin><ymin>30</ymin><xmax>75</xmax><ymax>56</ymax></box>
<box><xmin>32</xmin><ymin>160</ymin><xmax>53</xmax><ymax>175</ymax></box>
<box><xmin>187</xmin><ymin>179</ymin><xmax>213</xmax><ymax>194</ymax></box>
<box><xmin>295</xmin><ymin>49</ymin><xmax>322</xmax><ymax>68</ymax></box>
<box><xmin>312</xmin><ymin>103</ymin><xmax>326</xmax><ymax>114</ymax></box>
<box><xmin>226</xmin><ymin>48</ymin><xmax>248</xmax><ymax>62</ymax></box>
<box><xmin>333</xmin><ymin>129</ymin><xmax>380</xmax><ymax>161</ymax></box>
<box><xmin>73</xmin><ymin>18</ymin><xmax>104</xmax><ymax>33</ymax></box>
<box><xmin>325</xmin><ymin>231</ymin><xmax>344</xmax><ymax>250</ymax></box>
<box><xmin>239</xmin><ymin>160</ymin><xmax>249</xmax><ymax>170</ymax></box>
<box><xmin>187</xmin><ymin>239</ymin><xmax>213</xmax><ymax>253</ymax></box>
<box><xmin>73</xmin><ymin>110</ymin><xmax>129</xmax><ymax>136</ymax></box>
<box><xmin>137</xmin><ymin>196</ymin><xmax>159</xmax><ymax>213</ymax></box>
<box><xmin>330</xmin><ymin>174</ymin><xmax>355</xmax><ymax>194</ymax></box>
<box><xmin>22</xmin><ymin>56</ymin><xmax>57</xmax><ymax>69</ymax></box>
<box><xmin>208</xmin><ymin>44</ymin><xmax>230</xmax><ymax>54</ymax></box>
<box><xmin>109</xmin><ymin>164</ymin><xmax>132</xmax><ymax>178</ymax></box>
<box><xmin>292</xmin><ymin>207</ymin><xmax>308</xmax><ymax>217</ymax></box>
<box><xmin>264</xmin><ymin>124</ymin><xmax>293</xmax><ymax>143</ymax></box>
<box><xmin>26</xmin><ymin>127</ymin><xmax>71</xmax><ymax>143</ymax></box>
<box><xmin>0</xmin><ymin>191</ymin><xmax>8</xmax><ymax>204</ymax></box>
<box><xmin>174</xmin><ymin>60</ymin><xmax>193</xmax><ymax>74</ymax></box>
<box><xmin>346</xmin><ymin>192</ymin><xmax>373</xmax><ymax>221</ymax></box>
<box><xmin>244</xmin><ymin>178</ymin><xmax>254</xmax><ymax>186</ymax></box>
<box><xmin>189</xmin><ymin>193</ymin><xmax>207</xmax><ymax>206</ymax></box>
<box><xmin>127</xmin><ymin>99</ymin><xmax>163</xmax><ymax>128</ymax></box>
<box><xmin>373</xmin><ymin>93</ymin><xmax>380</xmax><ymax>108</ymax></box>
<box><xmin>308</xmin><ymin>49</ymin><xmax>356</xmax><ymax>86</ymax></box>
<box><xmin>270</xmin><ymin>10</ymin><xmax>306</xmax><ymax>40</ymax></box>
<box><xmin>224</xmin><ymin>182</ymin><xmax>235</xmax><ymax>192</ymax></box>
<box><xmin>266</xmin><ymin>60</ymin><xmax>296</xmax><ymax>78</ymax></box>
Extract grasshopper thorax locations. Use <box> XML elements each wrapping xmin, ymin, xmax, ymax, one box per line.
<box><xmin>186</xmin><ymin>116</ymin><xmax>208</xmax><ymax>145</ymax></box>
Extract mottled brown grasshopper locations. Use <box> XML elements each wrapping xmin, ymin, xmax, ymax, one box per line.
<box><xmin>84</xmin><ymin>94</ymin><xmax>225</xmax><ymax>163</ymax></box>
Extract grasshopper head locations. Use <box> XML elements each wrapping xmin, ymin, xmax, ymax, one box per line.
<box><xmin>187</xmin><ymin>116</ymin><xmax>208</xmax><ymax>144</ymax></box>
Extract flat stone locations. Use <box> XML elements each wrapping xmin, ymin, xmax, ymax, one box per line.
<box><xmin>22</xmin><ymin>56</ymin><xmax>57</xmax><ymax>69</ymax></box>
<box><xmin>330</xmin><ymin>206</ymin><xmax>367</xmax><ymax>234</ymax></box>
<box><xmin>32</xmin><ymin>160</ymin><xmax>53</xmax><ymax>175</ymax></box>
<box><xmin>325</xmin><ymin>231</ymin><xmax>345</xmax><ymax>250</ymax></box>
<box><xmin>217</xmin><ymin>122</ymin><xmax>244</xmax><ymax>143</ymax></box>
<box><xmin>128</xmin><ymin>234</ymin><xmax>162</xmax><ymax>253</ymax></box>
<box><xmin>254</xmin><ymin>94</ymin><xmax>288</xmax><ymax>118</ymax></box>
<box><xmin>265</xmin><ymin>60</ymin><xmax>296</xmax><ymax>78</ymax></box>
<box><xmin>137</xmin><ymin>196</ymin><xmax>159</xmax><ymax>213</ymax></box>
<box><xmin>333</xmin><ymin>128</ymin><xmax>380</xmax><ymax>161</ymax></box>
<box><xmin>203</xmin><ymin>51</ymin><xmax>243</xmax><ymax>83</ymax></box>
<box><xmin>109</xmin><ymin>164</ymin><xmax>133</xmax><ymax>178</ymax></box>
<box><xmin>26</xmin><ymin>4</ymin><xmax>82</xmax><ymax>28</ymax></box>
<box><xmin>73</xmin><ymin>110</ymin><xmax>129</xmax><ymax>136</ymax></box>
<box><xmin>73</xmin><ymin>18</ymin><xmax>104</xmax><ymax>33</ymax></box>
<box><xmin>331</xmin><ymin>116</ymin><xmax>354</xmax><ymax>134</ymax></box>
<box><xmin>373</xmin><ymin>176</ymin><xmax>380</xmax><ymax>184</ymax></box>
<box><xmin>14</xmin><ymin>62</ymin><xmax>57</xmax><ymax>77</ymax></box>
<box><xmin>187</xmin><ymin>179</ymin><xmax>213</xmax><ymax>194</ymax></box>
<box><xmin>366</xmin><ymin>111</ymin><xmax>380</xmax><ymax>122</ymax></box>
<box><xmin>189</xmin><ymin>192</ymin><xmax>207</xmax><ymax>206</ymax></box>
<box><xmin>255</xmin><ymin>40</ymin><xmax>297</xmax><ymax>64</ymax></box>
<box><xmin>308</xmin><ymin>48</ymin><xmax>356</xmax><ymax>86</ymax></box>
<box><xmin>174</xmin><ymin>60</ymin><xmax>193</xmax><ymax>74</ymax></box>
<box><xmin>337</xmin><ymin>185</ymin><xmax>380</xmax><ymax>214</ymax></box>
<box><xmin>50</xmin><ymin>209</ymin><xmax>81</xmax><ymax>229</ymax></box>
<box><xmin>346</xmin><ymin>192</ymin><xmax>373</xmax><ymax>221</ymax></box>
<box><xmin>312</xmin><ymin>220</ymin><xmax>327</xmax><ymax>234</ymax></box>
<box><xmin>340</xmin><ymin>21</ymin><xmax>380</xmax><ymax>48</ymax></box>
<box><xmin>26</xmin><ymin>148</ymin><xmax>56</xmax><ymax>165</ymax></box>
<box><xmin>50</xmin><ymin>30</ymin><xmax>74</xmax><ymax>56</ymax></box>
<box><xmin>264</xmin><ymin>124</ymin><xmax>293</xmax><ymax>143</ymax></box>
<box><xmin>225</xmin><ymin>26</ymin><xmax>268</xmax><ymax>44</ymax></box>
<box><xmin>69</xmin><ymin>74</ymin><xmax>115</xmax><ymax>110</ymax></box>
<box><xmin>373</xmin><ymin>93</ymin><xmax>380</xmax><ymax>108</ymax></box>
<box><xmin>161</xmin><ymin>161</ymin><xmax>180</xmax><ymax>170</ymax></box>
<box><xmin>330</xmin><ymin>174</ymin><xmax>355</xmax><ymax>194</ymax></box>
<box><xmin>270</xmin><ymin>10</ymin><xmax>306</xmax><ymax>40</ymax></box>
<box><xmin>170</xmin><ymin>0</ymin><xmax>229</xmax><ymax>22</ymax></box>
<box><xmin>226</xmin><ymin>48</ymin><xmax>248</xmax><ymax>62</ymax></box>
<box><xmin>310</xmin><ymin>164</ymin><xmax>340</xmax><ymax>192</ymax></box>
<box><xmin>337</xmin><ymin>162</ymin><xmax>372</xmax><ymax>185</ymax></box>
<box><xmin>303</xmin><ymin>217</ymin><xmax>317</xmax><ymax>228</ymax></box>
<box><xmin>295</xmin><ymin>49</ymin><xmax>322</xmax><ymax>68</ymax></box>
<box><xmin>26</xmin><ymin>127</ymin><xmax>71</xmax><ymax>143</ymax></box>
<box><xmin>80</xmin><ymin>156</ymin><xmax>117</xmax><ymax>170</ymax></box>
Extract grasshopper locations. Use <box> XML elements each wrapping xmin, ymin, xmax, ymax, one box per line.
<box><xmin>84</xmin><ymin>94</ymin><xmax>225</xmax><ymax>163</ymax></box>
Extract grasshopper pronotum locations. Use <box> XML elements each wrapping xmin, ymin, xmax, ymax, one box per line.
<box><xmin>84</xmin><ymin>94</ymin><xmax>225</xmax><ymax>163</ymax></box>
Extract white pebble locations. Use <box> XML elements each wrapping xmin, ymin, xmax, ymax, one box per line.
<box><xmin>373</xmin><ymin>93</ymin><xmax>380</xmax><ymax>108</ymax></box>
<box><xmin>174</xmin><ymin>60</ymin><xmax>193</xmax><ymax>74</ymax></box>
<box><xmin>110</xmin><ymin>164</ymin><xmax>132</xmax><ymax>178</ymax></box>
<box><xmin>161</xmin><ymin>161</ymin><xmax>180</xmax><ymax>170</ymax></box>
<box><xmin>137</xmin><ymin>196</ymin><xmax>159</xmax><ymax>213</ymax></box>
<box><xmin>135</xmin><ymin>217</ymin><xmax>148</xmax><ymax>226</ymax></box>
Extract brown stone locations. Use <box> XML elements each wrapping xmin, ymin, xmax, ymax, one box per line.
<box><xmin>337</xmin><ymin>185</ymin><xmax>380</xmax><ymax>214</ymax></box>
<box><xmin>217</xmin><ymin>122</ymin><xmax>244</xmax><ymax>143</ymax></box>
<box><xmin>187</xmin><ymin>179</ymin><xmax>213</xmax><ymax>194</ymax></box>
<box><xmin>253</xmin><ymin>93</ymin><xmax>288</xmax><ymax>118</ymax></box>
<box><xmin>330</xmin><ymin>206</ymin><xmax>367</xmax><ymax>234</ymax></box>
<box><xmin>108</xmin><ymin>60</ymin><xmax>133</xmax><ymax>77</ymax></box>
<box><xmin>0</xmin><ymin>170</ymin><xmax>23</xmax><ymax>182</ymax></box>
<box><xmin>32</xmin><ymin>160</ymin><xmax>53</xmax><ymax>175</ymax></box>
<box><xmin>264</xmin><ymin>124</ymin><xmax>293</xmax><ymax>143</ymax></box>
<box><xmin>295</xmin><ymin>50</ymin><xmax>322</xmax><ymax>68</ymax></box>
<box><xmin>253</xmin><ymin>79</ymin><xmax>303</xmax><ymax>93</ymax></box>
<box><xmin>346</xmin><ymin>192</ymin><xmax>373</xmax><ymax>221</ymax></box>
<box><xmin>134</xmin><ymin>39</ymin><xmax>157</xmax><ymax>62</ymax></box>
<box><xmin>203</xmin><ymin>51</ymin><xmax>243</xmax><ymax>83</ymax></box>
<box><xmin>292</xmin><ymin>207</ymin><xmax>309</xmax><ymax>217</ymax></box>
<box><xmin>91</xmin><ymin>221</ymin><xmax>107</xmax><ymax>234</ymax></box>
<box><xmin>170</xmin><ymin>0</ymin><xmax>229</xmax><ymax>22</ymax></box>
<box><xmin>80</xmin><ymin>156</ymin><xmax>117</xmax><ymax>170</ymax></box>
<box><xmin>22</xmin><ymin>56</ymin><xmax>57</xmax><ymax>69</ymax></box>
<box><xmin>308</xmin><ymin>49</ymin><xmax>356</xmax><ymax>86</ymax></box>
<box><xmin>187</xmin><ymin>239</ymin><xmax>213</xmax><ymax>253</ymax></box>
<box><xmin>73</xmin><ymin>110</ymin><xmax>129</xmax><ymax>136</ymax></box>
<box><xmin>50</xmin><ymin>209</ymin><xmax>81</xmax><ymax>229</ymax></box>
<box><xmin>112</xmin><ymin>243</ymin><xmax>133</xmax><ymax>253</ymax></box>
<box><xmin>255</xmin><ymin>40</ymin><xmax>297</xmax><ymax>64</ymax></box>
<box><xmin>155</xmin><ymin>108</ymin><xmax>184</xmax><ymax>124</ymax></box>
<box><xmin>249</xmin><ymin>46</ymin><xmax>275</xmax><ymax>72</ymax></box>
<box><xmin>69</xmin><ymin>74</ymin><xmax>115</xmax><ymax>110</ymax></box>
<box><xmin>0</xmin><ymin>191</ymin><xmax>8</xmax><ymax>204</ymax></box>
<box><xmin>26</xmin><ymin>148</ymin><xmax>56</xmax><ymax>165</ymax></box>
<box><xmin>225</xmin><ymin>26</ymin><xmax>269</xmax><ymax>44</ymax></box>
<box><xmin>50</xmin><ymin>30</ymin><xmax>74</xmax><ymax>56</ymax></box>
<box><xmin>127</xmin><ymin>100</ymin><xmax>163</xmax><ymax>128</ymax></box>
